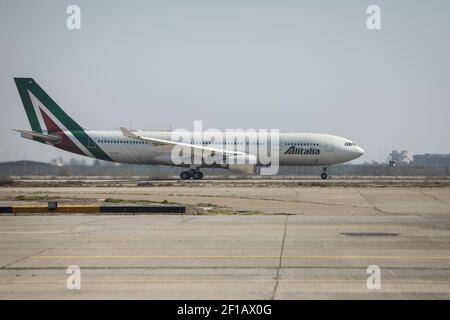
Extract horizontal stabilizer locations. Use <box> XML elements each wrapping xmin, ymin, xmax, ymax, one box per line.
<box><xmin>13</xmin><ymin>129</ymin><xmax>61</xmax><ymax>143</ymax></box>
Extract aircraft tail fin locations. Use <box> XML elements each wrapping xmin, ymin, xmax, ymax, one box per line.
<box><xmin>13</xmin><ymin>78</ymin><xmax>84</xmax><ymax>134</ymax></box>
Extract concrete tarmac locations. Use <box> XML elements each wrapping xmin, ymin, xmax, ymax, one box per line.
<box><xmin>0</xmin><ymin>185</ymin><xmax>449</xmax><ymax>299</ymax></box>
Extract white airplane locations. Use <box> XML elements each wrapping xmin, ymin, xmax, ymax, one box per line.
<box><xmin>13</xmin><ymin>78</ymin><xmax>364</xmax><ymax>180</ymax></box>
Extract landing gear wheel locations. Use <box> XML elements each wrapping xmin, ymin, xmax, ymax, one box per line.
<box><xmin>320</xmin><ymin>167</ymin><xmax>329</xmax><ymax>180</ymax></box>
<box><xmin>180</xmin><ymin>171</ymin><xmax>191</xmax><ymax>180</ymax></box>
<box><xmin>192</xmin><ymin>171</ymin><xmax>203</xmax><ymax>180</ymax></box>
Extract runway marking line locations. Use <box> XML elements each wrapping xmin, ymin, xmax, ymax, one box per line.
<box><xmin>29</xmin><ymin>255</ymin><xmax>450</xmax><ymax>260</ymax></box>
<box><xmin>1</xmin><ymin>279</ymin><xmax>450</xmax><ymax>285</ymax></box>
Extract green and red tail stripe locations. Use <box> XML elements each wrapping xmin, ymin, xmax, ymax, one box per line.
<box><xmin>14</xmin><ymin>78</ymin><xmax>111</xmax><ymax>161</ymax></box>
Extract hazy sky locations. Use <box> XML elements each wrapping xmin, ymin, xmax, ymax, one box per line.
<box><xmin>1</xmin><ymin>0</ymin><xmax>449</xmax><ymax>163</ymax></box>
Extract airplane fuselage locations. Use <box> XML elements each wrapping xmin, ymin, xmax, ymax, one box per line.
<box><xmin>35</xmin><ymin>130</ymin><xmax>364</xmax><ymax>167</ymax></box>
<box><xmin>14</xmin><ymin>77</ymin><xmax>365</xmax><ymax>179</ymax></box>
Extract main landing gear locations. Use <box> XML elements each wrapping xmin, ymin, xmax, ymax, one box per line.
<box><xmin>180</xmin><ymin>169</ymin><xmax>204</xmax><ymax>180</ymax></box>
<box><xmin>320</xmin><ymin>167</ymin><xmax>328</xmax><ymax>180</ymax></box>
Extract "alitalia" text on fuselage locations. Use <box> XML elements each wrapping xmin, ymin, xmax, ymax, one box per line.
<box><xmin>284</xmin><ymin>146</ymin><xmax>320</xmax><ymax>155</ymax></box>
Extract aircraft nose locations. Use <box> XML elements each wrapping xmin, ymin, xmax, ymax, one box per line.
<box><xmin>355</xmin><ymin>146</ymin><xmax>365</xmax><ymax>157</ymax></box>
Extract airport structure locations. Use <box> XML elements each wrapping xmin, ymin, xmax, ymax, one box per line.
<box><xmin>411</xmin><ymin>154</ymin><xmax>450</xmax><ymax>166</ymax></box>
<box><xmin>389</xmin><ymin>150</ymin><xmax>410</xmax><ymax>164</ymax></box>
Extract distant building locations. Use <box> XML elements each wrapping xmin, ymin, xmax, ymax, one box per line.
<box><xmin>389</xmin><ymin>150</ymin><xmax>410</xmax><ymax>164</ymax></box>
<box><xmin>412</xmin><ymin>154</ymin><xmax>450</xmax><ymax>166</ymax></box>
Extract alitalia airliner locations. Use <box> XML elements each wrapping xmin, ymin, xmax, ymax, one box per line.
<box><xmin>13</xmin><ymin>78</ymin><xmax>364</xmax><ymax>180</ymax></box>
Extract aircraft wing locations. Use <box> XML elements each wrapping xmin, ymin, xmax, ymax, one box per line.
<box><xmin>119</xmin><ymin>127</ymin><xmax>250</xmax><ymax>158</ymax></box>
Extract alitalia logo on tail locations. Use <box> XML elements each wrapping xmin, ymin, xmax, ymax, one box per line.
<box><xmin>284</xmin><ymin>146</ymin><xmax>320</xmax><ymax>155</ymax></box>
<box><xmin>13</xmin><ymin>78</ymin><xmax>112</xmax><ymax>161</ymax></box>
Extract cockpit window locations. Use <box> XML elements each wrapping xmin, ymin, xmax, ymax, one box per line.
<box><xmin>344</xmin><ymin>142</ymin><xmax>355</xmax><ymax>146</ymax></box>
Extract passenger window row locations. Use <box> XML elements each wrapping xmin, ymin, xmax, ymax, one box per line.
<box><xmin>285</xmin><ymin>142</ymin><xmax>319</xmax><ymax>146</ymax></box>
<box><xmin>97</xmin><ymin>140</ymin><xmax>148</xmax><ymax>144</ymax></box>
<box><xmin>96</xmin><ymin>140</ymin><xmax>266</xmax><ymax>146</ymax></box>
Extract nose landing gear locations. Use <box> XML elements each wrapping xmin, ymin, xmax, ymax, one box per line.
<box><xmin>180</xmin><ymin>169</ymin><xmax>204</xmax><ymax>180</ymax></box>
<box><xmin>320</xmin><ymin>167</ymin><xmax>328</xmax><ymax>180</ymax></box>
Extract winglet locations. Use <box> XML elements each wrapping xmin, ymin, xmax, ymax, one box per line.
<box><xmin>120</xmin><ymin>127</ymin><xmax>137</xmax><ymax>139</ymax></box>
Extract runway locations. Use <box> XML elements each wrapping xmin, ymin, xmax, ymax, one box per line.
<box><xmin>0</xmin><ymin>183</ymin><xmax>449</xmax><ymax>299</ymax></box>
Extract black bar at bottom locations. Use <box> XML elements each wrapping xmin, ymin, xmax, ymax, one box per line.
<box><xmin>0</xmin><ymin>207</ymin><xmax>13</xmax><ymax>213</ymax></box>
<box><xmin>99</xmin><ymin>206</ymin><xmax>185</xmax><ymax>214</ymax></box>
